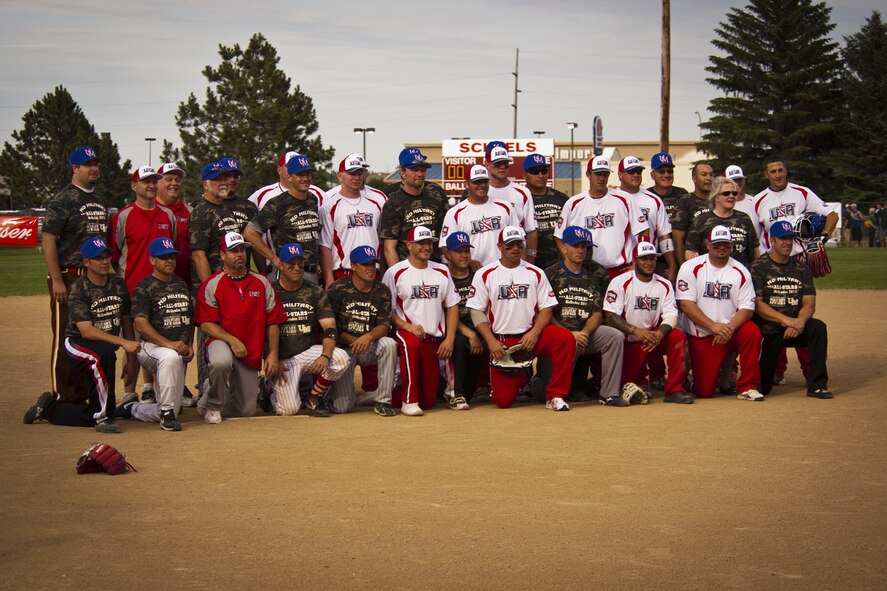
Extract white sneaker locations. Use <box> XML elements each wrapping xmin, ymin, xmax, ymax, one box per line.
<box><xmin>447</xmin><ymin>395</ymin><xmax>470</xmax><ymax>410</ymax></box>
<box><xmin>401</xmin><ymin>402</ymin><xmax>424</xmax><ymax>416</ymax></box>
<box><xmin>545</xmin><ymin>397</ymin><xmax>571</xmax><ymax>411</ymax></box>
<box><xmin>738</xmin><ymin>389</ymin><xmax>765</xmax><ymax>402</ymax></box>
<box><xmin>204</xmin><ymin>410</ymin><xmax>222</xmax><ymax>424</ymax></box>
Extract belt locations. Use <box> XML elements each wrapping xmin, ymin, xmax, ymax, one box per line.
<box><xmin>61</xmin><ymin>267</ymin><xmax>86</xmax><ymax>275</ymax></box>
<box><xmin>495</xmin><ymin>333</ymin><xmax>525</xmax><ymax>339</ymax></box>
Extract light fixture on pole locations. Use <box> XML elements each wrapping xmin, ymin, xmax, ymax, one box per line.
<box><xmin>533</xmin><ymin>130</ymin><xmax>545</xmax><ymax>138</ymax></box>
<box><xmin>353</xmin><ymin>127</ymin><xmax>375</xmax><ymax>159</ymax></box>
<box><xmin>145</xmin><ymin>137</ymin><xmax>157</xmax><ymax>167</ymax></box>
<box><xmin>566</xmin><ymin>122</ymin><xmax>578</xmax><ymax>195</ymax></box>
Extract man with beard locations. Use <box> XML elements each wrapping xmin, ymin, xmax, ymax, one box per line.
<box><xmin>523</xmin><ymin>153</ymin><xmax>568</xmax><ymax>270</ymax></box>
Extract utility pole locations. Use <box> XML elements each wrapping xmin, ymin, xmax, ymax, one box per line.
<box><xmin>512</xmin><ymin>48</ymin><xmax>520</xmax><ymax>138</ymax></box>
<box><xmin>660</xmin><ymin>0</ymin><xmax>671</xmax><ymax>153</ymax></box>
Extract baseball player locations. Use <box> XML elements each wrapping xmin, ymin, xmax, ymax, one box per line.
<box><xmin>439</xmin><ymin>164</ymin><xmax>518</xmax><ymax>268</ymax></box>
<box><xmin>484</xmin><ymin>142</ymin><xmax>538</xmax><ymax>261</ymax></box>
<box><xmin>24</xmin><ymin>237</ymin><xmax>140</xmax><ymax>433</ymax></box>
<box><xmin>723</xmin><ymin>165</ymin><xmax>761</xmax><ymax>241</ymax></box>
<box><xmin>523</xmin><ymin>153</ymin><xmax>569</xmax><ymax>270</ymax></box>
<box><xmin>194</xmin><ymin>232</ymin><xmax>287</xmax><ymax>423</ymax></box>
<box><xmin>326</xmin><ymin>246</ymin><xmax>398</xmax><ymax>417</ymax></box>
<box><xmin>244</xmin><ymin>155</ymin><xmax>321</xmax><ymax>284</ymax></box>
<box><xmin>41</xmin><ymin>146</ymin><xmax>108</xmax><ymax>403</ymax></box>
<box><xmin>442</xmin><ymin>231</ymin><xmax>485</xmax><ymax>407</ymax></box>
<box><xmin>268</xmin><ymin>243</ymin><xmax>351</xmax><ymax>416</ymax></box>
<box><xmin>603</xmin><ymin>242</ymin><xmax>693</xmax><ymax>404</ymax></box>
<box><xmin>684</xmin><ymin>176</ymin><xmax>759</xmax><ymax>268</ymax></box>
<box><xmin>114</xmin><ymin>237</ymin><xmax>194</xmax><ymax>431</ymax></box>
<box><xmin>555</xmin><ymin>156</ymin><xmax>649</xmax><ymax>278</ymax></box>
<box><xmin>383</xmin><ymin>226</ymin><xmax>461</xmax><ymax>415</ymax></box>
<box><xmin>319</xmin><ymin>154</ymin><xmax>386</xmax><ymax>286</ymax></box>
<box><xmin>751</xmin><ymin>221</ymin><xmax>832</xmax><ymax>399</ymax></box>
<box><xmin>646</xmin><ymin>152</ymin><xmax>689</xmax><ymax>224</ymax></box>
<box><xmin>543</xmin><ymin>226</ymin><xmax>626</xmax><ymax>406</ymax></box>
<box><xmin>379</xmin><ymin>147</ymin><xmax>448</xmax><ymax>266</ymax></box>
<box><xmin>672</xmin><ymin>163</ymin><xmax>714</xmax><ymax>266</ymax></box>
<box><xmin>218</xmin><ymin>157</ymin><xmax>258</xmax><ymax>266</ymax></box>
<box><xmin>467</xmin><ymin>226</ymin><xmax>576</xmax><ymax>410</ymax></box>
<box><xmin>675</xmin><ymin>226</ymin><xmax>763</xmax><ymax>401</ymax></box>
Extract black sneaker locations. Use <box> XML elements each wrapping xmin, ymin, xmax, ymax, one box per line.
<box><xmin>160</xmin><ymin>408</ymin><xmax>183</xmax><ymax>431</ymax></box>
<box><xmin>663</xmin><ymin>390</ymin><xmax>695</xmax><ymax>404</ymax></box>
<box><xmin>257</xmin><ymin>377</ymin><xmax>273</xmax><ymax>413</ymax></box>
<box><xmin>114</xmin><ymin>392</ymin><xmax>139</xmax><ymax>419</ymax></box>
<box><xmin>141</xmin><ymin>387</ymin><xmax>156</xmax><ymax>403</ymax></box>
<box><xmin>95</xmin><ymin>418</ymin><xmax>122</xmax><ymax>434</ymax></box>
<box><xmin>308</xmin><ymin>395</ymin><xmax>332</xmax><ymax>417</ymax></box>
<box><xmin>181</xmin><ymin>386</ymin><xmax>197</xmax><ymax>408</ymax></box>
<box><xmin>599</xmin><ymin>396</ymin><xmax>629</xmax><ymax>407</ymax></box>
<box><xmin>23</xmin><ymin>392</ymin><xmax>53</xmax><ymax>424</ymax></box>
<box><xmin>374</xmin><ymin>402</ymin><xmax>396</xmax><ymax>417</ymax></box>
<box><xmin>807</xmin><ymin>388</ymin><xmax>833</xmax><ymax>399</ymax></box>
<box><xmin>649</xmin><ymin>378</ymin><xmax>666</xmax><ymax>391</ymax></box>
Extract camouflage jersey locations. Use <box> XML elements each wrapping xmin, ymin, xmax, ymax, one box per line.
<box><xmin>685</xmin><ymin>210</ymin><xmax>758</xmax><ymax>268</ymax></box>
<box><xmin>586</xmin><ymin>259</ymin><xmax>613</xmax><ymax>299</ymax></box>
<box><xmin>189</xmin><ymin>197</ymin><xmax>244</xmax><ymax>288</ymax></box>
<box><xmin>451</xmin><ymin>270</ymin><xmax>476</xmax><ymax>329</ymax></box>
<box><xmin>531</xmin><ymin>187</ymin><xmax>569</xmax><ymax>270</ymax></box>
<box><xmin>645</xmin><ymin>185</ymin><xmax>689</xmax><ymax>227</ymax></box>
<box><xmin>326</xmin><ymin>277</ymin><xmax>392</xmax><ymax>346</ymax></box>
<box><xmin>750</xmin><ymin>255</ymin><xmax>816</xmax><ymax>336</ymax></box>
<box><xmin>247</xmin><ymin>192</ymin><xmax>320</xmax><ymax>271</ymax></box>
<box><xmin>66</xmin><ymin>274</ymin><xmax>130</xmax><ymax>339</ymax></box>
<box><xmin>544</xmin><ymin>262</ymin><xmax>603</xmax><ymax>332</ymax></box>
<box><xmin>379</xmin><ymin>186</ymin><xmax>448</xmax><ymax>260</ymax></box>
<box><xmin>672</xmin><ymin>193</ymin><xmax>710</xmax><ymax>233</ymax></box>
<box><xmin>131</xmin><ymin>274</ymin><xmax>193</xmax><ymax>343</ymax></box>
<box><xmin>43</xmin><ymin>183</ymin><xmax>109</xmax><ymax>268</ymax></box>
<box><xmin>271</xmin><ymin>280</ymin><xmax>334</xmax><ymax>359</ymax></box>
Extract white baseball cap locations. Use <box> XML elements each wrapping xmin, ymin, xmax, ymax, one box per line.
<box><xmin>339</xmin><ymin>153</ymin><xmax>370</xmax><ymax>173</ymax></box>
<box><xmin>468</xmin><ymin>164</ymin><xmax>490</xmax><ymax>182</ymax></box>
<box><xmin>498</xmin><ymin>225</ymin><xmax>526</xmax><ymax>244</ymax></box>
<box><xmin>278</xmin><ymin>151</ymin><xmax>300</xmax><ymax>167</ymax></box>
<box><xmin>486</xmin><ymin>145</ymin><xmax>513</xmax><ymax>164</ymax></box>
<box><xmin>221</xmin><ymin>231</ymin><xmax>248</xmax><ymax>251</ymax></box>
<box><xmin>725</xmin><ymin>165</ymin><xmax>745</xmax><ymax>180</ymax></box>
<box><xmin>633</xmin><ymin>241</ymin><xmax>660</xmax><ymax>258</ymax></box>
<box><xmin>587</xmin><ymin>156</ymin><xmax>611</xmax><ymax>173</ymax></box>
<box><xmin>618</xmin><ymin>156</ymin><xmax>645</xmax><ymax>173</ymax></box>
<box><xmin>709</xmin><ymin>225</ymin><xmax>733</xmax><ymax>243</ymax></box>
<box><xmin>157</xmin><ymin>163</ymin><xmax>186</xmax><ymax>177</ymax></box>
<box><xmin>406</xmin><ymin>226</ymin><xmax>436</xmax><ymax>242</ymax></box>
<box><xmin>131</xmin><ymin>165</ymin><xmax>162</xmax><ymax>182</ymax></box>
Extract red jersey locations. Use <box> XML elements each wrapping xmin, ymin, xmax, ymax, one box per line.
<box><xmin>111</xmin><ymin>203</ymin><xmax>177</xmax><ymax>294</ymax></box>
<box><xmin>158</xmin><ymin>198</ymin><xmax>192</xmax><ymax>287</ymax></box>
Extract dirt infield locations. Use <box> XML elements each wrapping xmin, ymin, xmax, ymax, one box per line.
<box><xmin>2</xmin><ymin>292</ymin><xmax>885</xmax><ymax>590</ymax></box>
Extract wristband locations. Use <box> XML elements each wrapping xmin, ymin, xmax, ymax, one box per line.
<box><xmin>322</xmin><ymin>327</ymin><xmax>337</xmax><ymax>341</ymax></box>
<box><xmin>659</xmin><ymin>238</ymin><xmax>675</xmax><ymax>253</ymax></box>
<box><xmin>320</xmin><ymin>354</ymin><xmax>331</xmax><ymax>361</ymax></box>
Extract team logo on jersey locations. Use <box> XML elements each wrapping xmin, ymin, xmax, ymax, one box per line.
<box><xmin>498</xmin><ymin>283</ymin><xmax>529</xmax><ymax>300</ymax></box>
<box><xmin>606</xmin><ymin>290</ymin><xmax>617</xmax><ymax>303</ymax></box>
<box><xmin>639</xmin><ymin>207</ymin><xmax>651</xmax><ymax>223</ymax></box>
<box><xmin>346</xmin><ymin>212</ymin><xmax>374</xmax><ymax>228</ymax></box>
<box><xmin>441</xmin><ymin>225</ymin><xmax>449</xmax><ymax>236</ymax></box>
<box><xmin>157</xmin><ymin>223</ymin><xmax>171</xmax><ymax>230</ymax></box>
<box><xmin>248</xmin><ymin>290</ymin><xmax>261</xmax><ymax>298</ymax></box>
<box><xmin>634</xmin><ymin>295</ymin><xmax>660</xmax><ymax>311</ymax></box>
<box><xmin>585</xmin><ymin>213</ymin><xmax>615</xmax><ymax>229</ymax></box>
<box><xmin>470</xmin><ymin>216</ymin><xmax>502</xmax><ymax>234</ymax></box>
<box><xmin>768</xmin><ymin>203</ymin><xmax>796</xmax><ymax>220</ymax></box>
<box><xmin>677</xmin><ymin>279</ymin><xmax>689</xmax><ymax>292</ymax></box>
<box><xmin>468</xmin><ymin>286</ymin><xmax>476</xmax><ymax>298</ymax></box>
<box><xmin>411</xmin><ymin>284</ymin><xmax>439</xmax><ymax>299</ymax></box>
<box><xmin>703</xmin><ymin>281</ymin><xmax>732</xmax><ymax>300</ymax></box>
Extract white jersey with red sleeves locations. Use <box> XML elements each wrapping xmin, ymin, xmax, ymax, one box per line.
<box><xmin>615</xmin><ymin>188</ymin><xmax>672</xmax><ymax>243</ymax></box>
<box><xmin>603</xmin><ymin>270</ymin><xmax>677</xmax><ymax>342</ymax></box>
<box><xmin>382</xmin><ymin>260</ymin><xmax>460</xmax><ymax>339</ymax></box>
<box><xmin>555</xmin><ymin>189</ymin><xmax>649</xmax><ymax>269</ymax></box>
<box><xmin>466</xmin><ymin>260</ymin><xmax>558</xmax><ymax>335</ymax></box>
<box><xmin>733</xmin><ymin>194</ymin><xmax>761</xmax><ymax>240</ymax></box>
<box><xmin>488</xmin><ymin>182</ymin><xmax>537</xmax><ymax>234</ymax></box>
<box><xmin>439</xmin><ymin>199</ymin><xmax>517</xmax><ymax>265</ymax></box>
<box><xmin>325</xmin><ymin>184</ymin><xmax>387</xmax><ymax>204</ymax></box>
<box><xmin>675</xmin><ymin>254</ymin><xmax>756</xmax><ymax>337</ymax></box>
<box><xmin>753</xmin><ymin>182</ymin><xmax>830</xmax><ymax>254</ymax></box>
<box><xmin>319</xmin><ymin>193</ymin><xmax>385</xmax><ymax>271</ymax></box>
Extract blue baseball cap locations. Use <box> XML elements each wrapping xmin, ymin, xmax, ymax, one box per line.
<box><xmin>81</xmin><ymin>237</ymin><xmax>111</xmax><ymax>259</ymax></box>
<box><xmin>650</xmin><ymin>152</ymin><xmax>674</xmax><ymax>170</ymax></box>
<box><xmin>148</xmin><ymin>237</ymin><xmax>179</xmax><ymax>257</ymax></box>
<box><xmin>201</xmin><ymin>161</ymin><xmax>225</xmax><ymax>181</ymax></box>
<box><xmin>219</xmin><ymin>157</ymin><xmax>241</xmax><ymax>174</ymax></box>
<box><xmin>769</xmin><ymin>220</ymin><xmax>794</xmax><ymax>239</ymax></box>
<box><xmin>561</xmin><ymin>226</ymin><xmax>595</xmax><ymax>246</ymax></box>
<box><xmin>286</xmin><ymin>154</ymin><xmax>315</xmax><ymax>174</ymax></box>
<box><xmin>278</xmin><ymin>243</ymin><xmax>304</xmax><ymax>263</ymax></box>
<box><xmin>398</xmin><ymin>147</ymin><xmax>430</xmax><ymax>169</ymax></box>
<box><xmin>69</xmin><ymin>147</ymin><xmax>99</xmax><ymax>166</ymax></box>
<box><xmin>350</xmin><ymin>245</ymin><xmax>379</xmax><ymax>265</ymax></box>
<box><xmin>445</xmin><ymin>231</ymin><xmax>473</xmax><ymax>251</ymax></box>
<box><xmin>523</xmin><ymin>153</ymin><xmax>548</xmax><ymax>171</ymax></box>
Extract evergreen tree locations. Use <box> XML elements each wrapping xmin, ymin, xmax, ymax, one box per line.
<box><xmin>172</xmin><ymin>33</ymin><xmax>334</xmax><ymax>199</ymax></box>
<box><xmin>833</xmin><ymin>11</ymin><xmax>887</xmax><ymax>203</ymax></box>
<box><xmin>0</xmin><ymin>86</ymin><xmax>132</xmax><ymax>208</ymax></box>
<box><xmin>699</xmin><ymin>0</ymin><xmax>844</xmax><ymax>195</ymax></box>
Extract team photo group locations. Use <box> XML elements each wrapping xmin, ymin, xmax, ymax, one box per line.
<box><xmin>22</xmin><ymin>140</ymin><xmax>837</xmax><ymax>433</ymax></box>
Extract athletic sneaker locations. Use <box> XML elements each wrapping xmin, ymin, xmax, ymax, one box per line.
<box><xmin>181</xmin><ymin>386</ymin><xmax>197</xmax><ymax>408</ymax></box>
<box><xmin>114</xmin><ymin>392</ymin><xmax>139</xmax><ymax>419</ymax></box>
<box><xmin>663</xmin><ymin>390</ymin><xmax>695</xmax><ymax>404</ymax></box>
<box><xmin>374</xmin><ymin>402</ymin><xmax>397</xmax><ymax>417</ymax></box>
<box><xmin>774</xmin><ymin>374</ymin><xmax>786</xmax><ymax>385</ymax></box>
<box><xmin>160</xmin><ymin>408</ymin><xmax>182</xmax><ymax>431</ymax></box>
<box><xmin>141</xmin><ymin>386</ymin><xmax>156</xmax><ymax>403</ymax></box>
<box><xmin>95</xmin><ymin>418</ymin><xmax>122</xmax><ymax>433</ymax></box>
<box><xmin>401</xmin><ymin>402</ymin><xmax>424</xmax><ymax>416</ymax></box>
<box><xmin>599</xmin><ymin>396</ymin><xmax>629</xmax><ymax>407</ymax></box>
<box><xmin>737</xmin><ymin>389</ymin><xmax>765</xmax><ymax>401</ymax></box>
<box><xmin>204</xmin><ymin>410</ymin><xmax>222</xmax><ymax>424</ymax></box>
<box><xmin>307</xmin><ymin>395</ymin><xmax>332</xmax><ymax>418</ymax></box>
<box><xmin>648</xmin><ymin>378</ymin><xmax>666</xmax><ymax>391</ymax></box>
<box><xmin>545</xmin><ymin>397</ymin><xmax>570</xmax><ymax>411</ymax></box>
<box><xmin>807</xmin><ymin>388</ymin><xmax>834</xmax><ymax>399</ymax></box>
<box><xmin>447</xmin><ymin>395</ymin><xmax>470</xmax><ymax>410</ymax></box>
<box><xmin>23</xmin><ymin>392</ymin><xmax>53</xmax><ymax>424</ymax></box>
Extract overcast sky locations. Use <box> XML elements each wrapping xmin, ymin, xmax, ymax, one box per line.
<box><xmin>0</xmin><ymin>0</ymin><xmax>876</xmax><ymax>177</ymax></box>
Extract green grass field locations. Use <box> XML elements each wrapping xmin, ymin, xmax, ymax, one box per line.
<box><xmin>0</xmin><ymin>245</ymin><xmax>885</xmax><ymax>296</ymax></box>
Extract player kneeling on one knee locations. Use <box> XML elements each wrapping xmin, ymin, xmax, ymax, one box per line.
<box><xmin>467</xmin><ymin>226</ymin><xmax>576</xmax><ymax>411</ymax></box>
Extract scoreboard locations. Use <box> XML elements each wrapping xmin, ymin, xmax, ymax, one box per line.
<box><xmin>441</xmin><ymin>139</ymin><xmax>555</xmax><ymax>195</ymax></box>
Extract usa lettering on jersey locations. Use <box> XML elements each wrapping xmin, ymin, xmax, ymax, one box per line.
<box><xmin>586</xmin><ymin>213</ymin><xmax>615</xmax><ymax>229</ymax></box>
<box><xmin>471</xmin><ymin>216</ymin><xmax>503</xmax><ymax>234</ymax></box>
<box><xmin>769</xmin><ymin>203</ymin><xmax>796</xmax><ymax>219</ymax></box>
<box><xmin>411</xmin><ymin>284</ymin><xmax>440</xmax><ymax>299</ymax></box>
<box><xmin>498</xmin><ymin>283</ymin><xmax>529</xmax><ymax>299</ymax></box>
<box><xmin>347</xmin><ymin>212</ymin><xmax>374</xmax><ymax>228</ymax></box>
<box><xmin>703</xmin><ymin>282</ymin><xmax>732</xmax><ymax>300</ymax></box>
<box><xmin>634</xmin><ymin>295</ymin><xmax>660</xmax><ymax>311</ymax></box>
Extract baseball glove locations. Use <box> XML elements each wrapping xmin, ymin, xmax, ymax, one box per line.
<box><xmin>76</xmin><ymin>443</ymin><xmax>135</xmax><ymax>475</ymax></box>
<box><xmin>621</xmin><ymin>382</ymin><xmax>651</xmax><ymax>405</ymax></box>
<box><xmin>490</xmin><ymin>343</ymin><xmax>534</xmax><ymax>373</ymax></box>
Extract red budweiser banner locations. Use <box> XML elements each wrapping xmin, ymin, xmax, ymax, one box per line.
<box><xmin>0</xmin><ymin>216</ymin><xmax>39</xmax><ymax>247</ymax></box>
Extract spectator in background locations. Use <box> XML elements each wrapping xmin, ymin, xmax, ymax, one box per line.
<box><xmin>847</xmin><ymin>203</ymin><xmax>864</xmax><ymax>247</ymax></box>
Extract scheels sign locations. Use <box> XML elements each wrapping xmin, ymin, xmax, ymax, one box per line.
<box><xmin>441</xmin><ymin>139</ymin><xmax>555</xmax><ymax>158</ymax></box>
<box><xmin>0</xmin><ymin>216</ymin><xmax>39</xmax><ymax>247</ymax></box>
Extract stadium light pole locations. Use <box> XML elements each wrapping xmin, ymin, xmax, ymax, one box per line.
<box><xmin>145</xmin><ymin>137</ymin><xmax>156</xmax><ymax>167</ymax></box>
<box><xmin>566</xmin><ymin>122</ymin><xmax>578</xmax><ymax>195</ymax></box>
<box><xmin>354</xmin><ymin>127</ymin><xmax>375</xmax><ymax>159</ymax></box>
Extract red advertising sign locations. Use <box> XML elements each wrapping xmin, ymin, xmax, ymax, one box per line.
<box><xmin>440</xmin><ymin>139</ymin><xmax>555</xmax><ymax>196</ymax></box>
<box><xmin>0</xmin><ymin>216</ymin><xmax>39</xmax><ymax>247</ymax></box>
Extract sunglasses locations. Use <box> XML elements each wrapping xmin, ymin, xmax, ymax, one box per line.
<box><xmin>623</xmin><ymin>169</ymin><xmax>643</xmax><ymax>175</ymax></box>
<box><xmin>719</xmin><ymin>191</ymin><xmax>739</xmax><ymax>196</ymax></box>
<box><xmin>526</xmin><ymin>167</ymin><xmax>549</xmax><ymax>175</ymax></box>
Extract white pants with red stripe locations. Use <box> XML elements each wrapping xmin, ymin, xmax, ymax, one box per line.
<box><xmin>271</xmin><ymin>346</ymin><xmax>351</xmax><ymax>415</ymax></box>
